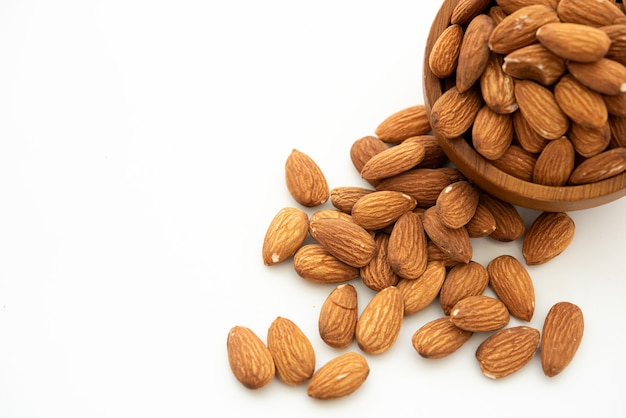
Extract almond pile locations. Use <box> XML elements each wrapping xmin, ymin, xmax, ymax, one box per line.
<box><xmin>429</xmin><ymin>0</ymin><xmax>626</xmax><ymax>186</ymax></box>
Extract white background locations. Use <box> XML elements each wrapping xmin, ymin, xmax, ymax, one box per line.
<box><xmin>1</xmin><ymin>1</ymin><xmax>625</xmax><ymax>417</ymax></box>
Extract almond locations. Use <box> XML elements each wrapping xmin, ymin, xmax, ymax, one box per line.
<box><xmin>475</xmin><ymin>326</ymin><xmax>541</xmax><ymax>379</ymax></box>
<box><xmin>487</xmin><ymin>255</ymin><xmax>535</xmax><ymax>322</ymax></box>
<box><xmin>307</xmin><ymin>352</ymin><xmax>369</xmax><ymax>399</ymax></box>
<box><xmin>376</xmin><ymin>167</ymin><xmax>465</xmax><ymax>207</ymax></box>
<box><xmin>309</xmin><ymin>218</ymin><xmax>376</xmax><ymax>268</ymax></box>
<box><xmin>309</xmin><ymin>209</ymin><xmax>353</xmax><ymax>225</ymax></box>
<box><xmin>465</xmin><ymin>200</ymin><xmax>497</xmax><ymax>238</ymax></box>
<box><xmin>396</xmin><ymin>260</ymin><xmax>446</xmax><ymax>315</ymax></box>
<box><xmin>267</xmin><ymin>317</ymin><xmax>316</xmax><ymax>386</ymax></box>
<box><xmin>411</xmin><ymin>316</ymin><xmax>473</xmax><ymax>359</ymax></box>
<box><xmin>568</xmin><ymin>147</ymin><xmax>626</xmax><ymax>184</ymax></box>
<box><xmin>567</xmin><ymin>59</ymin><xmax>626</xmax><ymax>96</ymax></box>
<box><xmin>502</xmin><ymin>43</ymin><xmax>566</xmax><ymax>86</ymax></box>
<box><xmin>536</xmin><ymin>22</ymin><xmax>612</xmax><ymax>62</ymax></box>
<box><xmin>262</xmin><ymin>207</ymin><xmax>309</xmax><ymax>266</ymax></box>
<box><xmin>227</xmin><ymin>325</ymin><xmax>275</xmax><ymax>389</ymax></box>
<box><xmin>479</xmin><ymin>192</ymin><xmax>525</xmax><ymax>242</ymax></box>
<box><xmin>285</xmin><ymin>149</ymin><xmax>329</xmax><ymax>207</ymax></box>
<box><xmin>604</xmin><ymin>91</ymin><xmax>626</xmax><ymax>117</ymax></box>
<box><xmin>522</xmin><ymin>211</ymin><xmax>575</xmax><ymax>265</ymax></box>
<box><xmin>293</xmin><ymin>244</ymin><xmax>360</xmax><ymax>284</ymax></box>
<box><xmin>514</xmin><ymin>79</ymin><xmax>570</xmax><ymax>140</ymax></box>
<box><xmin>456</xmin><ymin>14</ymin><xmax>496</xmax><ymax>93</ymax></box>
<box><xmin>541</xmin><ymin>301</ymin><xmax>584</xmax><ymax>377</ymax></box>
<box><xmin>472</xmin><ymin>105</ymin><xmax>514</xmax><ymax>160</ymax></box>
<box><xmin>488</xmin><ymin>5</ymin><xmax>560</xmax><ymax>55</ymax></box>
<box><xmin>360</xmin><ymin>138</ymin><xmax>426</xmax><ymax>181</ymax></box>
<box><xmin>355</xmin><ymin>286</ymin><xmax>404</xmax><ymax>354</ymax></box>
<box><xmin>495</xmin><ymin>0</ymin><xmax>558</xmax><ymax>15</ymax></box>
<box><xmin>318</xmin><ymin>284</ymin><xmax>358</xmax><ymax>349</ymax></box>
<box><xmin>427</xmin><ymin>240</ymin><xmax>464</xmax><ymax>268</ymax></box>
<box><xmin>422</xmin><ymin>206</ymin><xmax>473</xmax><ymax>264</ymax></box>
<box><xmin>481</xmin><ymin>52</ymin><xmax>518</xmax><ymax>114</ymax></box>
<box><xmin>557</xmin><ymin>0</ymin><xmax>625</xmax><ymax>27</ymax></box>
<box><xmin>349</xmin><ymin>135</ymin><xmax>389</xmax><ymax>187</ymax></box>
<box><xmin>435</xmin><ymin>180</ymin><xmax>480</xmax><ymax>229</ymax></box>
<box><xmin>351</xmin><ymin>190</ymin><xmax>417</xmax><ymax>231</ymax></box>
<box><xmin>451</xmin><ymin>0</ymin><xmax>493</xmax><ymax>25</ymax></box>
<box><xmin>610</xmin><ymin>114</ymin><xmax>626</xmax><ymax>147</ymax></box>
<box><xmin>405</xmin><ymin>135</ymin><xmax>449</xmax><ymax>168</ymax></box>
<box><xmin>360</xmin><ymin>233</ymin><xmax>400</xmax><ymax>291</ymax></box>
<box><xmin>330</xmin><ymin>186</ymin><xmax>374</xmax><ymax>214</ymax></box>
<box><xmin>387</xmin><ymin>211</ymin><xmax>429</xmax><ymax>280</ymax></box>
<box><xmin>450</xmin><ymin>295</ymin><xmax>511</xmax><ymax>332</ymax></box>
<box><xmin>513</xmin><ymin>110</ymin><xmax>549</xmax><ymax>154</ymax></box>
<box><xmin>490</xmin><ymin>144</ymin><xmax>538</xmax><ymax>182</ymax></box>
<box><xmin>487</xmin><ymin>5</ymin><xmax>508</xmax><ymax>25</ymax></box>
<box><xmin>375</xmin><ymin>105</ymin><xmax>431</xmax><ymax>144</ymax></box>
<box><xmin>439</xmin><ymin>261</ymin><xmax>490</xmax><ymax>316</ymax></box>
<box><xmin>554</xmin><ymin>74</ymin><xmax>609</xmax><ymax>129</ymax></box>
<box><xmin>601</xmin><ymin>24</ymin><xmax>626</xmax><ymax>66</ymax></box>
<box><xmin>533</xmin><ymin>136</ymin><xmax>576</xmax><ymax>186</ymax></box>
<box><xmin>430</xmin><ymin>85</ymin><xmax>484</xmax><ymax>139</ymax></box>
<box><xmin>429</xmin><ymin>23</ymin><xmax>464</xmax><ymax>79</ymax></box>
<box><xmin>568</xmin><ymin>121</ymin><xmax>611</xmax><ymax>158</ymax></box>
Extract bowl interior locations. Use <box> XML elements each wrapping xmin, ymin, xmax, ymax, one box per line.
<box><xmin>422</xmin><ymin>0</ymin><xmax>626</xmax><ymax>212</ymax></box>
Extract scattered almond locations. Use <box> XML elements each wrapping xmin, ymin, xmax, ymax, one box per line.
<box><xmin>412</xmin><ymin>316</ymin><xmax>473</xmax><ymax>359</ymax></box>
<box><xmin>267</xmin><ymin>317</ymin><xmax>316</xmax><ymax>386</ymax></box>
<box><xmin>523</xmin><ymin>211</ymin><xmax>576</xmax><ymax>265</ymax></box>
<box><xmin>487</xmin><ymin>255</ymin><xmax>535</xmax><ymax>321</ymax></box>
<box><xmin>318</xmin><ymin>284</ymin><xmax>358</xmax><ymax>349</ymax></box>
<box><xmin>307</xmin><ymin>352</ymin><xmax>369</xmax><ymax>399</ymax></box>
<box><xmin>227</xmin><ymin>326</ymin><xmax>275</xmax><ymax>390</ymax></box>
<box><xmin>355</xmin><ymin>286</ymin><xmax>404</xmax><ymax>354</ymax></box>
<box><xmin>541</xmin><ymin>301</ymin><xmax>584</xmax><ymax>377</ymax></box>
<box><xmin>475</xmin><ymin>326</ymin><xmax>540</xmax><ymax>379</ymax></box>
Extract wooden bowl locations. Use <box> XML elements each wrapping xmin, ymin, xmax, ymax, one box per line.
<box><xmin>422</xmin><ymin>0</ymin><xmax>626</xmax><ymax>212</ymax></box>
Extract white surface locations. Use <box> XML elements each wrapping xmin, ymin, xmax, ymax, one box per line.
<box><xmin>0</xmin><ymin>1</ymin><xmax>625</xmax><ymax>417</ymax></box>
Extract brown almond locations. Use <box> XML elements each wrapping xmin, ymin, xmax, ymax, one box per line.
<box><xmin>351</xmin><ymin>190</ymin><xmax>417</xmax><ymax>231</ymax></box>
<box><xmin>375</xmin><ymin>105</ymin><xmax>431</xmax><ymax>144</ymax></box>
<box><xmin>567</xmin><ymin>59</ymin><xmax>626</xmax><ymax>96</ymax></box>
<box><xmin>267</xmin><ymin>317</ymin><xmax>316</xmax><ymax>386</ymax></box>
<box><xmin>412</xmin><ymin>316</ymin><xmax>473</xmax><ymax>359</ymax></box>
<box><xmin>537</xmin><ymin>22</ymin><xmax>612</xmax><ymax>62</ymax></box>
<box><xmin>227</xmin><ymin>325</ymin><xmax>275</xmax><ymax>389</ymax></box>
<box><xmin>430</xmin><ymin>85</ymin><xmax>484</xmax><ymax>139</ymax></box>
<box><xmin>533</xmin><ymin>136</ymin><xmax>576</xmax><ymax>186</ymax></box>
<box><xmin>360</xmin><ymin>233</ymin><xmax>400</xmax><ymax>291</ymax></box>
<box><xmin>262</xmin><ymin>206</ymin><xmax>309</xmax><ymax>266</ymax></box>
<box><xmin>360</xmin><ymin>137</ymin><xmax>426</xmax><ymax>181</ymax></box>
<box><xmin>318</xmin><ymin>284</ymin><xmax>358</xmax><ymax>349</ymax></box>
<box><xmin>488</xmin><ymin>5</ymin><xmax>560</xmax><ymax>54</ymax></box>
<box><xmin>387</xmin><ymin>211</ymin><xmax>429</xmax><ymax>280</ymax></box>
<box><xmin>293</xmin><ymin>244</ymin><xmax>360</xmax><ymax>284</ymax></box>
<box><xmin>513</xmin><ymin>110</ymin><xmax>549</xmax><ymax>154</ymax></box>
<box><xmin>456</xmin><ymin>14</ymin><xmax>496</xmax><ymax>93</ymax></box>
<box><xmin>422</xmin><ymin>206</ymin><xmax>473</xmax><ymax>264</ymax></box>
<box><xmin>541</xmin><ymin>301</ymin><xmax>584</xmax><ymax>377</ymax></box>
<box><xmin>475</xmin><ymin>326</ymin><xmax>541</xmax><ymax>379</ymax></box>
<box><xmin>285</xmin><ymin>149</ymin><xmax>329</xmax><ymax>207</ymax></box>
<box><xmin>309</xmin><ymin>218</ymin><xmax>376</xmax><ymax>268</ymax></box>
<box><xmin>495</xmin><ymin>0</ymin><xmax>558</xmax><ymax>15</ymax></box>
<box><xmin>604</xmin><ymin>91</ymin><xmax>626</xmax><ymax>117</ymax></box>
<box><xmin>568</xmin><ymin>121</ymin><xmax>611</xmax><ymax>158</ymax></box>
<box><xmin>376</xmin><ymin>167</ymin><xmax>465</xmax><ymax>207</ymax></box>
<box><xmin>450</xmin><ymin>295</ymin><xmax>511</xmax><ymax>332</ymax></box>
<box><xmin>355</xmin><ymin>286</ymin><xmax>404</xmax><ymax>354</ymax></box>
<box><xmin>514</xmin><ymin>79</ymin><xmax>570</xmax><ymax>140</ymax></box>
<box><xmin>601</xmin><ymin>24</ymin><xmax>626</xmax><ymax>66</ymax></box>
<box><xmin>451</xmin><ymin>0</ymin><xmax>493</xmax><ymax>25</ymax></box>
<box><xmin>435</xmin><ymin>180</ymin><xmax>480</xmax><ymax>229</ymax></box>
<box><xmin>309</xmin><ymin>209</ymin><xmax>353</xmax><ymax>226</ymax></box>
<box><xmin>487</xmin><ymin>5</ymin><xmax>508</xmax><ymax>25</ymax></box>
<box><xmin>406</xmin><ymin>135</ymin><xmax>449</xmax><ymax>168</ymax></box>
<box><xmin>480</xmin><ymin>52</ymin><xmax>519</xmax><ymax>114</ymax></box>
<box><xmin>555</xmin><ymin>74</ymin><xmax>609</xmax><ymax>129</ymax></box>
<box><xmin>502</xmin><ymin>43</ymin><xmax>566</xmax><ymax>86</ymax></box>
<box><xmin>557</xmin><ymin>0</ymin><xmax>625</xmax><ymax>27</ymax></box>
<box><xmin>429</xmin><ymin>23</ymin><xmax>464</xmax><ymax>79</ymax></box>
<box><xmin>427</xmin><ymin>240</ymin><xmax>464</xmax><ymax>268</ymax></box>
<box><xmin>487</xmin><ymin>255</ymin><xmax>536</xmax><ymax>322</ymax></box>
<box><xmin>396</xmin><ymin>260</ymin><xmax>447</xmax><ymax>316</ymax></box>
<box><xmin>465</xmin><ymin>200</ymin><xmax>497</xmax><ymax>238</ymax></box>
<box><xmin>479</xmin><ymin>192</ymin><xmax>525</xmax><ymax>242</ymax></box>
<box><xmin>610</xmin><ymin>114</ymin><xmax>626</xmax><ymax>147</ymax></box>
<box><xmin>349</xmin><ymin>135</ymin><xmax>389</xmax><ymax>187</ymax></box>
<box><xmin>522</xmin><ymin>211</ymin><xmax>576</xmax><ymax>265</ymax></box>
<box><xmin>490</xmin><ymin>144</ymin><xmax>538</xmax><ymax>182</ymax></box>
<box><xmin>307</xmin><ymin>352</ymin><xmax>369</xmax><ymax>399</ymax></box>
<box><xmin>568</xmin><ymin>147</ymin><xmax>626</xmax><ymax>184</ymax></box>
<box><xmin>472</xmin><ymin>105</ymin><xmax>514</xmax><ymax>160</ymax></box>
<box><xmin>330</xmin><ymin>186</ymin><xmax>374</xmax><ymax>214</ymax></box>
<box><xmin>439</xmin><ymin>261</ymin><xmax>490</xmax><ymax>316</ymax></box>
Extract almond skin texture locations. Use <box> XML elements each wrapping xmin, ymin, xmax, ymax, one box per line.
<box><xmin>514</xmin><ymin>79</ymin><xmax>569</xmax><ymax>140</ymax></box>
<box><xmin>436</xmin><ymin>180</ymin><xmax>480</xmax><ymax>229</ymax></box>
<box><xmin>554</xmin><ymin>74</ymin><xmax>608</xmax><ymax>129</ymax></box>
<box><xmin>267</xmin><ymin>317</ymin><xmax>316</xmax><ymax>386</ymax></box>
<box><xmin>227</xmin><ymin>326</ymin><xmax>275</xmax><ymax>390</ymax></box>
<box><xmin>450</xmin><ymin>295</ymin><xmax>510</xmax><ymax>332</ymax></box>
<box><xmin>285</xmin><ymin>149</ymin><xmax>329</xmax><ymax>207</ymax></box>
<box><xmin>351</xmin><ymin>190</ymin><xmax>417</xmax><ymax>231</ymax></box>
<box><xmin>387</xmin><ymin>211</ymin><xmax>429</xmax><ymax>280</ymax></box>
<box><xmin>472</xmin><ymin>105</ymin><xmax>514</xmax><ymax>160</ymax></box>
<box><xmin>360</xmin><ymin>136</ymin><xmax>426</xmax><ymax>181</ymax></box>
<box><xmin>568</xmin><ymin>147</ymin><xmax>626</xmax><ymax>184</ymax></box>
<box><xmin>429</xmin><ymin>23</ymin><xmax>464</xmax><ymax>78</ymax></box>
<box><xmin>376</xmin><ymin>168</ymin><xmax>466</xmax><ymax>208</ymax></box>
<box><xmin>375</xmin><ymin>105</ymin><xmax>431</xmax><ymax>144</ymax></box>
<box><xmin>480</xmin><ymin>192</ymin><xmax>525</xmax><ymax>242</ymax></box>
<box><xmin>451</xmin><ymin>0</ymin><xmax>492</xmax><ymax>25</ymax></box>
<box><xmin>475</xmin><ymin>326</ymin><xmax>541</xmax><ymax>379</ymax></box>
<box><xmin>430</xmin><ymin>86</ymin><xmax>483</xmax><ymax>139</ymax></box>
<box><xmin>490</xmin><ymin>144</ymin><xmax>538</xmax><ymax>182</ymax></box>
<box><xmin>360</xmin><ymin>233</ymin><xmax>400</xmax><ymax>291</ymax></box>
<box><xmin>487</xmin><ymin>255</ymin><xmax>535</xmax><ymax>322</ymax></box>
<box><xmin>350</xmin><ymin>136</ymin><xmax>389</xmax><ymax>187</ymax></box>
<box><xmin>488</xmin><ymin>5</ymin><xmax>560</xmax><ymax>54</ymax></box>
<box><xmin>412</xmin><ymin>316</ymin><xmax>473</xmax><ymax>359</ymax></box>
<box><xmin>396</xmin><ymin>260</ymin><xmax>447</xmax><ymax>315</ymax></box>
<box><xmin>465</xmin><ymin>200</ymin><xmax>497</xmax><ymax>238</ymax></box>
<box><xmin>503</xmin><ymin>43</ymin><xmax>566</xmax><ymax>86</ymax></box>
<box><xmin>456</xmin><ymin>14</ymin><xmax>496</xmax><ymax>93</ymax></box>
<box><xmin>495</xmin><ymin>0</ymin><xmax>558</xmax><ymax>15</ymax></box>
<box><xmin>533</xmin><ymin>136</ymin><xmax>576</xmax><ymax>186</ymax></box>
<box><xmin>523</xmin><ymin>212</ymin><xmax>575</xmax><ymax>265</ymax></box>
<box><xmin>536</xmin><ymin>22</ymin><xmax>612</xmax><ymax>62</ymax></box>
<box><xmin>307</xmin><ymin>352</ymin><xmax>369</xmax><ymax>400</ymax></box>
<box><xmin>422</xmin><ymin>206</ymin><xmax>473</xmax><ymax>264</ymax></box>
<box><xmin>309</xmin><ymin>218</ymin><xmax>376</xmax><ymax>268</ymax></box>
<box><xmin>293</xmin><ymin>244</ymin><xmax>360</xmax><ymax>284</ymax></box>
<box><xmin>481</xmin><ymin>52</ymin><xmax>518</xmax><ymax>114</ymax></box>
<box><xmin>330</xmin><ymin>186</ymin><xmax>374</xmax><ymax>214</ymax></box>
<box><xmin>541</xmin><ymin>302</ymin><xmax>584</xmax><ymax>377</ymax></box>
<box><xmin>355</xmin><ymin>286</ymin><xmax>404</xmax><ymax>354</ymax></box>
<box><xmin>439</xmin><ymin>261</ymin><xmax>490</xmax><ymax>316</ymax></box>
<box><xmin>262</xmin><ymin>207</ymin><xmax>309</xmax><ymax>266</ymax></box>
<box><xmin>557</xmin><ymin>0</ymin><xmax>625</xmax><ymax>27</ymax></box>
<box><xmin>319</xmin><ymin>284</ymin><xmax>358</xmax><ymax>349</ymax></box>
<box><xmin>567</xmin><ymin>59</ymin><xmax>626</xmax><ymax>96</ymax></box>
